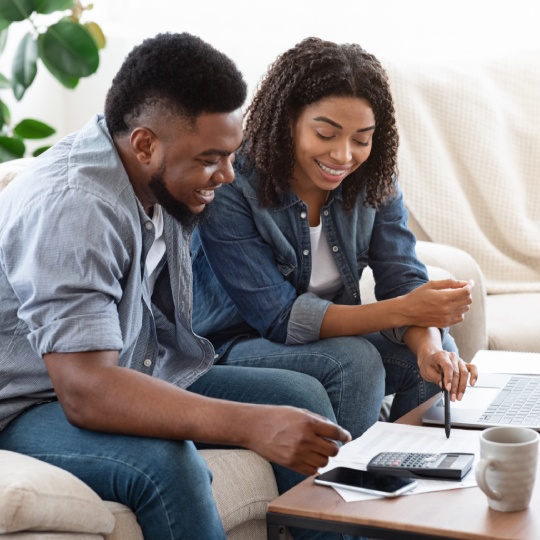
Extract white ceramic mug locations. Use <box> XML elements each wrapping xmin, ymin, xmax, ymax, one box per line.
<box><xmin>475</xmin><ymin>426</ymin><xmax>540</xmax><ymax>512</ymax></box>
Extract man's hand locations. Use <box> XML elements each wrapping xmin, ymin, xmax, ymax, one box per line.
<box><xmin>245</xmin><ymin>407</ymin><xmax>351</xmax><ymax>476</ymax></box>
<box><xmin>417</xmin><ymin>350</ymin><xmax>478</xmax><ymax>401</ymax></box>
<box><xmin>399</xmin><ymin>279</ymin><xmax>474</xmax><ymax>328</ymax></box>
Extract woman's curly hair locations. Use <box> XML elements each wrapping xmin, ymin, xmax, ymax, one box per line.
<box><xmin>242</xmin><ymin>37</ymin><xmax>399</xmax><ymax>210</ymax></box>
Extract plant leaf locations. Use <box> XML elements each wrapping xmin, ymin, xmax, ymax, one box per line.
<box><xmin>37</xmin><ymin>45</ymin><xmax>79</xmax><ymax>88</ymax></box>
<box><xmin>0</xmin><ymin>98</ymin><xmax>10</xmax><ymax>125</ymax></box>
<box><xmin>0</xmin><ymin>135</ymin><xmax>25</xmax><ymax>162</ymax></box>
<box><xmin>0</xmin><ymin>0</ymin><xmax>34</xmax><ymax>22</ymax></box>
<box><xmin>13</xmin><ymin>118</ymin><xmax>56</xmax><ymax>139</ymax></box>
<box><xmin>84</xmin><ymin>21</ymin><xmax>106</xmax><ymax>50</ymax></box>
<box><xmin>38</xmin><ymin>20</ymin><xmax>99</xmax><ymax>79</ymax></box>
<box><xmin>12</xmin><ymin>31</ymin><xmax>38</xmax><ymax>100</ymax></box>
<box><xmin>0</xmin><ymin>72</ymin><xmax>10</xmax><ymax>88</ymax></box>
<box><xmin>32</xmin><ymin>144</ymin><xmax>50</xmax><ymax>156</ymax></box>
<box><xmin>0</xmin><ymin>19</ymin><xmax>9</xmax><ymax>36</ymax></box>
<box><xmin>0</xmin><ymin>98</ymin><xmax>5</xmax><ymax>129</ymax></box>
<box><xmin>34</xmin><ymin>0</ymin><xmax>74</xmax><ymax>14</ymax></box>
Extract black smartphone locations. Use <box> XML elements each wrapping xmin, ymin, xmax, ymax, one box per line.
<box><xmin>314</xmin><ymin>466</ymin><xmax>417</xmax><ymax>498</ymax></box>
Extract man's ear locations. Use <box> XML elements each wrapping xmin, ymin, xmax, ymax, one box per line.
<box><xmin>130</xmin><ymin>127</ymin><xmax>157</xmax><ymax>164</ymax></box>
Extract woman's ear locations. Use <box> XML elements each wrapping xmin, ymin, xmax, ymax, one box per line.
<box><xmin>130</xmin><ymin>127</ymin><xmax>157</xmax><ymax>165</ymax></box>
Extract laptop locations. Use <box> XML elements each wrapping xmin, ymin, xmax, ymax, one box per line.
<box><xmin>422</xmin><ymin>372</ymin><xmax>540</xmax><ymax>430</ymax></box>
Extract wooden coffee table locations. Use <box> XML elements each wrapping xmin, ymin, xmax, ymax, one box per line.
<box><xmin>267</xmin><ymin>395</ymin><xmax>540</xmax><ymax>539</ymax></box>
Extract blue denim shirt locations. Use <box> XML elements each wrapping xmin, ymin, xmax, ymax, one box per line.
<box><xmin>192</xmin><ymin>157</ymin><xmax>431</xmax><ymax>355</ymax></box>
<box><xmin>0</xmin><ymin>115</ymin><xmax>214</xmax><ymax>431</ymax></box>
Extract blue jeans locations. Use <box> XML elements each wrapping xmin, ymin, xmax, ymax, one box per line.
<box><xmin>219</xmin><ymin>332</ymin><xmax>457</xmax><ymax>439</ymax></box>
<box><xmin>0</xmin><ymin>365</ymin><xmax>354</xmax><ymax>540</ymax></box>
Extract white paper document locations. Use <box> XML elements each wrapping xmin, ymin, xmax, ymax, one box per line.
<box><xmin>318</xmin><ymin>421</ymin><xmax>481</xmax><ymax>502</ymax></box>
<box><xmin>472</xmin><ymin>349</ymin><xmax>540</xmax><ymax>375</ymax></box>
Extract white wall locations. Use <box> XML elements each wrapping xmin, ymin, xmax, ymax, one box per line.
<box><xmin>3</xmin><ymin>0</ymin><xmax>540</xmax><ymax>146</ymax></box>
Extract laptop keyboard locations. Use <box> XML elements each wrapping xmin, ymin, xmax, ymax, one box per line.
<box><xmin>478</xmin><ymin>376</ymin><xmax>540</xmax><ymax>426</ymax></box>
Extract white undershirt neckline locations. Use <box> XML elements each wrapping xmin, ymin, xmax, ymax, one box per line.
<box><xmin>145</xmin><ymin>204</ymin><xmax>166</xmax><ymax>294</ymax></box>
<box><xmin>307</xmin><ymin>222</ymin><xmax>342</xmax><ymax>300</ymax></box>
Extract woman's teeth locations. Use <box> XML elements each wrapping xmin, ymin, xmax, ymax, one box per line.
<box><xmin>317</xmin><ymin>161</ymin><xmax>344</xmax><ymax>176</ymax></box>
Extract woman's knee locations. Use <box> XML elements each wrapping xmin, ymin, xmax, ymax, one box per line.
<box><xmin>320</xmin><ymin>336</ymin><xmax>386</xmax><ymax>381</ymax></box>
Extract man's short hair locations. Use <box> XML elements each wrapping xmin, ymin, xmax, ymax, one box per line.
<box><xmin>104</xmin><ymin>32</ymin><xmax>247</xmax><ymax>137</ymax></box>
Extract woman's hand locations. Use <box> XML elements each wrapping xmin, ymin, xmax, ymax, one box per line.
<box><xmin>417</xmin><ymin>349</ymin><xmax>478</xmax><ymax>401</ymax></box>
<box><xmin>397</xmin><ymin>279</ymin><xmax>474</xmax><ymax>328</ymax></box>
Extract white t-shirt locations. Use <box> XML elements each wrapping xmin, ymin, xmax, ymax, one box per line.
<box><xmin>145</xmin><ymin>204</ymin><xmax>166</xmax><ymax>293</ymax></box>
<box><xmin>307</xmin><ymin>222</ymin><xmax>342</xmax><ymax>300</ymax></box>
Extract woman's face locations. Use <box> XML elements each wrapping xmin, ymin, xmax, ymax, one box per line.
<box><xmin>291</xmin><ymin>96</ymin><xmax>375</xmax><ymax>193</ymax></box>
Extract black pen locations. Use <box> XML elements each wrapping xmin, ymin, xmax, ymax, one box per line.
<box><xmin>442</xmin><ymin>374</ymin><xmax>451</xmax><ymax>438</ymax></box>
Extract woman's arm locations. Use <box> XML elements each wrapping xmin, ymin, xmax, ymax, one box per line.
<box><xmin>320</xmin><ymin>278</ymin><xmax>473</xmax><ymax>338</ymax></box>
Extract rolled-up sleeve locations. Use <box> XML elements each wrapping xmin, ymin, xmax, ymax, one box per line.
<box><xmin>286</xmin><ymin>292</ymin><xmax>332</xmax><ymax>344</ymax></box>
<box><xmin>3</xmin><ymin>188</ymin><xmax>130</xmax><ymax>355</ymax></box>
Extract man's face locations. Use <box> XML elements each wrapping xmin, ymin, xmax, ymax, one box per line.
<box><xmin>138</xmin><ymin>108</ymin><xmax>243</xmax><ymax>225</ymax></box>
<box><xmin>148</xmin><ymin>161</ymin><xmax>209</xmax><ymax>227</ymax></box>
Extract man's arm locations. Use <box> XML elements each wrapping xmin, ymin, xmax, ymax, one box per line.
<box><xmin>44</xmin><ymin>351</ymin><xmax>350</xmax><ymax>475</ymax></box>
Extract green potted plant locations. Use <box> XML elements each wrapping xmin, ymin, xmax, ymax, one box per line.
<box><xmin>0</xmin><ymin>0</ymin><xmax>106</xmax><ymax>162</ymax></box>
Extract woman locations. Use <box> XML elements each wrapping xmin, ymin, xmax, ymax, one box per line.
<box><xmin>192</xmin><ymin>37</ymin><xmax>477</xmax><ymax>439</ymax></box>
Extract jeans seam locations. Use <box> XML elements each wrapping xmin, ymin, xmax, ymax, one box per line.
<box><xmin>382</xmin><ymin>355</ymin><xmax>427</xmax><ymax>402</ymax></box>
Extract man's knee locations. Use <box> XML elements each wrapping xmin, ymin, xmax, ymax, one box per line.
<box><xmin>272</xmin><ymin>371</ymin><xmax>337</xmax><ymax>422</ymax></box>
<box><xmin>142</xmin><ymin>439</ymin><xmax>212</xmax><ymax>484</ymax></box>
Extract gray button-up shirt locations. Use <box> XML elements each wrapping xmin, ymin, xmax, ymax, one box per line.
<box><xmin>0</xmin><ymin>115</ymin><xmax>214</xmax><ymax>431</ymax></box>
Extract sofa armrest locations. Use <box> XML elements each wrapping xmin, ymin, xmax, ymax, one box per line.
<box><xmin>415</xmin><ymin>241</ymin><xmax>488</xmax><ymax>361</ymax></box>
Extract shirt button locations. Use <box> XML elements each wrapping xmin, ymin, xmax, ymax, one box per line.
<box><xmin>332</xmin><ymin>246</ymin><xmax>339</xmax><ymax>252</ymax></box>
<box><xmin>323</xmin><ymin>210</ymin><xmax>329</xmax><ymax>216</ymax></box>
<box><xmin>143</xmin><ymin>358</ymin><xmax>152</xmax><ymax>367</ymax></box>
<box><xmin>300</xmin><ymin>212</ymin><xmax>307</xmax><ymax>219</ymax></box>
<box><xmin>303</xmin><ymin>249</ymin><xmax>309</xmax><ymax>256</ymax></box>
<box><xmin>214</xmin><ymin>354</ymin><xmax>219</xmax><ymax>359</ymax></box>
<box><xmin>145</xmin><ymin>222</ymin><xmax>153</xmax><ymax>230</ymax></box>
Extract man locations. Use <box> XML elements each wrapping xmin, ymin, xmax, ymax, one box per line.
<box><xmin>0</xmin><ymin>33</ymin><xmax>350</xmax><ymax>539</ymax></box>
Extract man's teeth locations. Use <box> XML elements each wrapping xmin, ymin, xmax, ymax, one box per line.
<box><xmin>317</xmin><ymin>161</ymin><xmax>344</xmax><ymax>176</ymax></box>
<box><xmin>197</xmin><ymin>189</ymin><xmax>213</xmax><ymax>195</ymax></box>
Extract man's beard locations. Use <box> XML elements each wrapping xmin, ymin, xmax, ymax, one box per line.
<box><xmin>148</xmin><ymin>165</ymin><xmax>210</xmax><ymax>228</ymax></box>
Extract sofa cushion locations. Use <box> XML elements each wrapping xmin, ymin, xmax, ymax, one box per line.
<box><xmin>0</xmin><ymin>450</ymin><xmax>115</xmax><ymax>535</ymax></box>
<box><xmin>0</xmin><ymin>534</ymin><xmax>102</xmax><ymax>539</ymax></box>
<box><xmin>486</xmin><ymin>293</ymin><xmax>540</xmax><ymax>352</ymax></box>
<box><xmin>200</xmin><ymin>449</ymin><xmax>279</xmax><ymax>532</ymax></box>
<box><xmin>0</xmin><ymin>158</ymin><xmax>33</xmax><ymax>193</ymax></box>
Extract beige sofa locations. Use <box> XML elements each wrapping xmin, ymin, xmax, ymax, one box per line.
<box><xmin>381</xmin><ymin>50</ymin><xmax>540</xmax><ymax>359</ymax></box>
